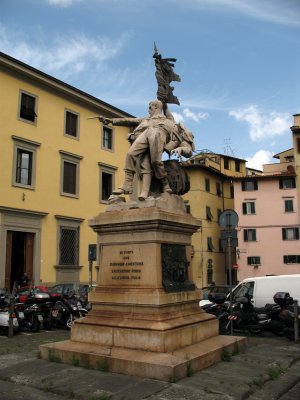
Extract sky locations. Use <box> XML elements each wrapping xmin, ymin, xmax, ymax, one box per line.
<box><xmin>1</xmin><ymin>0</ymin><xmax>300</xmax><ymax>170</ymax></box>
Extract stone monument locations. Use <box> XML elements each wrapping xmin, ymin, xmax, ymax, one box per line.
<box><xmin>40</xmin><ymin>46</ymin><xmax>245</xmax><ymax>381</ymax></box>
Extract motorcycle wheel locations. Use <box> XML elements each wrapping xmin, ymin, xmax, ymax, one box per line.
<box><xmin>65</xmin><ymin>315</ymin><xmax>73</xmax><ymax>330</ymax></box>
<box><xmin>29</xmin><ymin>316</ymin><xmax>40</xmax><ymax>332</ymax></box>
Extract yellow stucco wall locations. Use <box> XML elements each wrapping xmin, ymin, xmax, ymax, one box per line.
<box><xmin>0</xmin><ymin>58</ymin><xmax>131</xmax><ymax>287</ymax></box>
<box><xmin>183</xmin><ymin>158</ymin><xmax>244</xmax><ymax>288</ymax></box>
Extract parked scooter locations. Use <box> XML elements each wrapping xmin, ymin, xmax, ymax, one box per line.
<box><xmin>24</xmin><ymin>289</ymin><xmax>54</xmax><ymax>330</ymax></box>
<box><xmin>202</xmin><ymin>292</ymin><xmax>231</xmax><ymax>334</ymax></box>
<box><xmin>14</xmin><ymin>301</ymin><xmax>43</xmax><ymax>332</ymax></box>
<box><xmin>274</xmin><ymin>292</ymin><xmax>300</xmax><ymax>341</ymax></box>
<box><xmin>51</xmin><ymin>291</ymin><xmax>88</xmax><ymax>330</ymax></box>
<box><xmin>0</xmin><ymin>289</ymin><xmax>19</xmax><ymax>335</ymax></box>
<box><xmin>225</xmin><ymin>294</ymin><xmax>285</xmax><ymax>336</ymax></box>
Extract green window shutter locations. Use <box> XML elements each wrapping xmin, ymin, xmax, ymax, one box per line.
<box><xmin>282</xmin><ymin>228</ymin><xmax>287</xmax><ymax>240</ymax></box>
<box><xmin>296</xmin><ymin>228</ymin><xmax>299</xmax><ymax>240</ymax></box>
<box><xmin>244</xmin><ymin>230</ymin><xmax>248</xmax><ymax>241</ymax></box>
<box><xmin>242</xmin><ymin>203</ymin><xmax>247</xmax><ymax>214</ymax></box>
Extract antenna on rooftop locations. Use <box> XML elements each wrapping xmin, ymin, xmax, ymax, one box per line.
<box><xmin>223</xmin><ymin>139</ymin><xmax>235</xmax><ymax>157</ymax></box>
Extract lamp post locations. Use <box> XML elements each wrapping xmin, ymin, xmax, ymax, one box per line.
<box><xmin>219</xmin><ymin>210</ymin><xmax>239</xmax><ymax>336</ymax></box>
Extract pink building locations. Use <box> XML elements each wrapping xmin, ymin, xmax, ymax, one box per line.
<box><xmin>234</xmin><ymin>158</ymin><xmax>300</xmax><ymax>281</ymax></box>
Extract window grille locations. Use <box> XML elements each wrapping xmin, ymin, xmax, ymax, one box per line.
<box><xmin>59</xmin><ymin>227</ymin><xmax>79</xmax><ymax>265</ymax></box>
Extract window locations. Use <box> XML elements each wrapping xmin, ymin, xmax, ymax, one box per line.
<box><xmin>279</xmin><ymin>177</ymin><xmax>296</xmax><ymax>189</ymax></box>
<box><xmin>205</xmin><ymin>178</ymin><xmax>210</xmax><ymax>192</ymax></box>
<box><xmin>235</xmin><ymin>160</ymin><xmax>241</xmax><ymax>172</ymax></box>
<box><xmin>59</xmin><ymin>226</ymin><xmax>79</xmax><ymax>265</ymax></box>
<box><xmin>230</xmin><ymin>184</ymin><xmax>234</xmax><ymax>198</ymax></box>
<box><xmin>206</xmin><ymin>206</ymin><xmax>213</xmax><ymax>221</ymax></box>
<box><xmin>16</xmin><ymin>150</ymin><xmax>32</xmax><ymax>185</ymax></box>
<box><xmin>297</xmin><ymin>138</ymin><xmax>300</xmax><ymax>154</ymax></box>
<box><xmin>224</xmin><ymin>158</ymin><xmax>229</xmax><ymax>170</ymax></box>
<box><xmin>99</xmin><ymin>163</ymin><xmax>117</xmax><ymax>202</ymax></box>
<box><xmin>244</xmin><ymin>229</ymin><xmax>257</xmax><ymax>241</ymax></box>
<box><xmin>56</xmin><ymin>217</ymin><xmax>82</xmax><ymax>267</ymax></box>
<box><xmin>247</xmin><ymin>256</ymin><xmax>261</xmax><ymax>266</ymax></box>
<box><xmin>242</xmin><ymin>201</ymin><xmax>256</xmax><ymax>215</ymax></box>
<box><xmin>242</xmin><ymin>180</ymin><xmax>258</xmax><ymax>191</ymax></box>
<box><xmin>233</xmin><ymin>281</ymin><xmax>255</xmax><ymax>298</ymax></box>
<box><xmin>284</xmin><ymin>199</ymin><xmax>294</xmax><ymax>212</ymax></box>
<box><xmin>283</xmin><ymin>255</ymin><xmax>300</xmax><ymax>264</ymax></box>
<box><xmin>216</xmin><ymin>182</ymin><xmax>222</xmax><ymax>196</ymax></box>
<box><xmin>12</xmin><ymin>136</ymin><xmax>40</xmax><ymax>189</ymax></box>
<box><xmin>207</xmin><ymin>237</ymin><xmax>214</xmax><ymax>251</ymax></box>
<box><xmin>282</xmin><ymin>227</ymin><xmax>299</xmax><ymax>240</ymax></box>
<box><xmin>184</xmin><ymin>201</ymin><xmax>191</xmax><ymax>214</ymax></box>
<box><xmin>65</xmin><ymin>110</ymin><xmax>79</xmax><ymax>138</ymax></box>
<box><xmin>60</xmin><ymin>151</ymin><xmax>82</xmax><ymax>198</ymax></box>
<box><xmin>102</xmin><ymin>125</ymin><xmax>113</xmax><ymax>150</ymax></box>
<box><xmin>19</xmin><ymin>91</ymin><xmax>37</xmax><ymax>123</ymax></box>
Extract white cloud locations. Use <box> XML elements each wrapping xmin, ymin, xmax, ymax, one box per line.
<box><xmin>0</xmin><ymin>25</ymin><xmax>133</xmax><ymax>82</ymax></box>
<box><xmin>183</xmin><ymin>108</ymin><xmax>209</xmax><ymax>122</ymax></box>
<box><xmin>48</xmin><ymin>0</ymin><xmax>81</xmax><ymax>7</ymax></box>
<box><xmin>189</xmin><ymin>0</ymin><xmax>300</xmax><ymax>27</ymax></box>
<box><xmin>229</xmin><ymin>105</ymin><xmax>290</xmax><ymax>141</ymax></box>
<box><xmin>170</xmin><ymin>108</ymin><xmax>209</xmax><ymax>124</ymax></box>
<box><xmin>246</xmin><ymin>149</ymin><xmax>273</xmax><ymax>170</ymax></box>
<box><xmin>171</xmin><ymin>112</ymin><xmax>184</xmax><ymax>123</ymax></box>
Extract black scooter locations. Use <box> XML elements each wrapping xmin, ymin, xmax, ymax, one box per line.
<box><xmin>225</xmin><ymin>294</ymin><xmax>285</xmax><ymax>336</ymax></box>
<box><xmin>202</xmin><ymin>292</ymin><xmax>231</xmax><ymax>334</ymax></box>
<box><xmin>51</xmin><ymin>292</ymin><xmax>88</xmax><ymax>330</ymax></box>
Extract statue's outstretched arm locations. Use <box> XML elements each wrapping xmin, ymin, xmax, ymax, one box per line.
<box><xmin>88</xmin><ymin>116</ymin><xmax>142</xmax><ymax>127</ymax></box>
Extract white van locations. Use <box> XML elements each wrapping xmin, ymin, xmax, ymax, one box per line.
<box><xmin>232</xmin><ymin>275</ymin><xmax>300</xmax><ymax>307</ymax></box>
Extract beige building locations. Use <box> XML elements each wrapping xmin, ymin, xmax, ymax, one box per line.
<box><xmin>183</xmin><ymin>152</ymin><xmax>246</xmax><ymax>288</ymax></box>
<box><xmin>0</xmin><ymin>52</ymin><xmax>132</xmax><ymax>290</ymax></box>
<box><xmin>233</xmin><ymin>113</ymin><xmax>300</xmax><ymax>280</ymax></box>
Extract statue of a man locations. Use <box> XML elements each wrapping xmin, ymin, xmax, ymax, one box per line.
<box><xmin>97</xmin><ymin>99</ymin><xmax>194</xmax><ymax>200</ymax></box>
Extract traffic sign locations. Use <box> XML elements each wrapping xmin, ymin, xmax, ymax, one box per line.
<box><xmin>219</xmin><ymin>209</ymin><xmax>239</xmax><ymax>230</ymax></box>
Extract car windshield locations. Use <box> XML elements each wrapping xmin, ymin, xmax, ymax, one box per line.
<box><xmin>232</xmin><ymin>281</ymin><xmax>254</xmax><ymax>299</ymax></box>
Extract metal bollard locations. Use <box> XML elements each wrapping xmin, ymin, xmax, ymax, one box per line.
<box><xmin>8</xmin><ymin>294</ymin><xmax>15</xmax><ymax>338</ymax></box>
<box><xmin>293</xmin><ymin>300</ymin><xmax>299</xmax><ymax>343</ymax></box>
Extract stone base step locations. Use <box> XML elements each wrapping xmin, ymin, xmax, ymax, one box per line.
<box><xmin>39</xmin><ymin>335</ymin><xmax>246</xmax><ymax>381</ymax></box>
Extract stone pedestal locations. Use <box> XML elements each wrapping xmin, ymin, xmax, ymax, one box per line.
<box><xmin>40</xmin><ymin>194</ymin><xmax>246</xmax><ymax>381</ymax></box>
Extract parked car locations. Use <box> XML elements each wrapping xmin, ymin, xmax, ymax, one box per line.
<box><xmin>200</xmin><ymin>285</ymin><xmax>231</xmax><ymax>307</ymax></box>
<box><xmin>49</xmin><ymin>283</ymin><xmax>90</xmax><ymax>306</ymax></box>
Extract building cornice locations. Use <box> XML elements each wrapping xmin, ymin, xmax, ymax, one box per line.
<box><xmin>0</xmin><ymin>51</ymin><xmax>134</xmax><ymax>119</ymax></box>
<box><xmin>0</xmin><ymin>206</ymin><xmax>48</xmax><ymax>217</ymax></box>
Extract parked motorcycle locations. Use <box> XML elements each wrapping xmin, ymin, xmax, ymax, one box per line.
<box><xmin>274</xmin><ymin>292</ymin><xmax>300</xmax><ymax>341</ymax></box>
<box><xmin>0</xmin><ymin>289</ymin><xmax>19</xmax><ymax>335</ymax></box>
<box><xmin>202</xmin><ymin>292</ymin><xmax>231</xmax><ymax>334</ymax></box>
<box><xmin>224</xmin><ymin>294</ymin><xmax>285</xmax><ymax>336</ymax></box>
<box><xmin>51</xmin><ymin>292</ymin><xmax>88</xmax><ymax>330</ymax></box>
<box><xmin>14</xmin><ymin>302</ymin><xmax>44</xmax><ymax>332</ymax></box>
<box><xmin>24</xmin><ymin>289</ymin><xmax>54</xmax><ymax>330</ymax></box>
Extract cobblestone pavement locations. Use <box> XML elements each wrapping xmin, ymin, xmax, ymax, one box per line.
<box><xmin>0</xmin><ymin>329</ymin><xmax>299</xmax><ymax>400</ymax></box>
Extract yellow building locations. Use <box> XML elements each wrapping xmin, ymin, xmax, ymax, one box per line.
<box><xmin>0</xmin><ymin>52</ymin><xmax>132</xmax><ymax>290</ymax></box>
<box><xmin>182</xmin><ymin>151</ymin><xmax>246</xmax><ymax>288</ymax></box>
